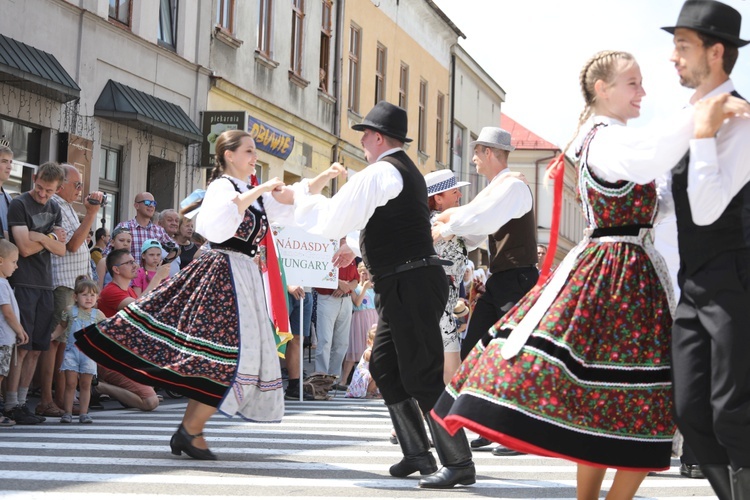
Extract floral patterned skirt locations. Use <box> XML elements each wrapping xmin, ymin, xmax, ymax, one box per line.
<box><xmin>75</xmin><ymin>249</ymin><xmax>284</xmax><ymax>422</ymax></box>
<box><xmin>434</xmin><ymin>240</ymin><xmax>675</xmax><ymax>470</ymax></box>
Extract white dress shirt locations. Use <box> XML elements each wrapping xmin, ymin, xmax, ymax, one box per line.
<box><xmin>438</xmin><ymin>168</ymin><xmax>532</xmax><ymax>248</ymax></box>
<box><xmin>292</xmin><ymin>148</ymin><xmax>404</xmax><ymax>240</ymax></box>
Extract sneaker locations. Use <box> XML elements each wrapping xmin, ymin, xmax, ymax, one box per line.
<box><xmin>79</xmin><ymin>414</ymin><xmax>93</xmax><ymax>424</ymax></box>
<box><xmin>9</xmin><ymin>405</ymin><xmax>41</xmax><ymax>425</ymax></box>
<box><xmin>60</xmin><ymin>413</ymin><xmax>72</xmax><ymax>424</ymax></box>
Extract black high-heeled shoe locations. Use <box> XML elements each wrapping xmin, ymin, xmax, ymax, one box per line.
<box><xmin>170</xmin><ymin>424</ymin><xmax>218</xmax><ymax>460</ymax></box>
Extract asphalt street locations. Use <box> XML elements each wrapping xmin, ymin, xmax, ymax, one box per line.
<box><xmin>0</xmin><ymin>394</ymin><xmax>716</xmax><ymax>499</ymax></box>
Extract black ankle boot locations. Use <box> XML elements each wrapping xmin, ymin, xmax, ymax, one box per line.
<box><xmin>703</xmin><ymin>464</ymin><xmax>732</xmax><ymax>500</ymax></box>
<box><xmin>419</xmin><ymin>414</ymin><xmax>476</xmax><ymax>488</ymax></box>
<box><xmin>387</xmin><ymin>399</ymin><xmax>437</xmax><ymax>477</ymax></box>
<box><xmin>170</xmin><ymin>424</ymin><xmax>218</xmax><ymax>460</ymax></box>
<box><xmin>731</xmin><ymin>467</ymin><xmax>750</xmax><ymax>500</ymax></box>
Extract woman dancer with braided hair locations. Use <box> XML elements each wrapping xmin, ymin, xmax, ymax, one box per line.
<box><xmin>431</xmin><ymin>50</ymin><xmax>693</xmax><ymax>499</ymax></box>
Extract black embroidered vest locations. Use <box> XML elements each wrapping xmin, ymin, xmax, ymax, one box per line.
<box><xmin>211</xmin><ymin>177</ymin><xmax>268</xmax><ymax>257</ymax></box>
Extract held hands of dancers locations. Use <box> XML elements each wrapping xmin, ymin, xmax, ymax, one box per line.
<box><xmin>694</xmin><ymin>94</ymin><xmax>750</xmax><ymax>139</ymax></box>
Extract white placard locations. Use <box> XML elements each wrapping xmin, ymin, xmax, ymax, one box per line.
<box><xmin>271</xmin><ymin>225</ymin><xmax>338</xmax><ymax>289</ymax></box>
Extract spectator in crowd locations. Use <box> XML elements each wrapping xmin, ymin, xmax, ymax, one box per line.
<box><xmin>52</xmin><ymin>276</ymin><xmax>106</xmax><ymax>424</ymax></box>
<box><xmin>4</xmin><ymin>162</ymin><xmax>66</xmax><ymax>425</ymax></box>
<box><xmin>314</xmin><ymin>260</ymin><xmax>358</xmax><ymax>389</ymax></box>
<box><xmin>285</xmin><ymin>283</ymin><xmax>314</xmax><ymax>401</ymax></box>
<box><xmin>93</xmin><ymin>249</ymin><xmax>167</xmax><ymax>411</ymax></box>
<box><xmin>96</xmin><ymin>227</ymin><xmax>132</xmax><ymax>290</ymax></box>
<box><xmin>132</xmin><ymin>239</ymin><xmax>170</xmax><ymax>297</ymax></box>
<box><xmin>341</xmin><ymin>262</ymin><xmax>377</xmax><ymax>385</ymax></box>
<box><xmin>176</xmin><ymin>215</ymin><xmax>202</xmax><ymax>269</ymax></box>
<box><xmin>158</xmin><ymin>209</ymin><xmax>182</xmax><ymax>276</ymax></box>
<box><xmin>90</xmin><ymin>227</ymin><xmax>109</xmax><ymax>264</ymax></box>
<box><xmin>345</xmin><ymin>325</ymin><xmax>380</xmax><ymax>399</ymax></box>
<box><xmin>36</xmin><ymin>164</ymin><xmax>103</xmax><ymax>418</ymax></box>
<box><xmin>0</xmin><ymin>240</ymin><xmax>29</xmax><ymax>427</ymax></box>
<box><xmin>0</xmin><ymin>145</ymin><xmax>14</xmax><ymax>239</ymax></box>
<box><xmin>105</xmin><ymin>192</ymin><xmax>174</xmax><ymax>258</ymax></box>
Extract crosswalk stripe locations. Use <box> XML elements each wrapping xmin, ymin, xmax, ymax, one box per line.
<box><xmin>0</xmin><ymin>471</ymin><xmax>711</xmax><ymax>490</ymax></box>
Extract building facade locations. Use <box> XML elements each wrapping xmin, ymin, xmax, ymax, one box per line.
<box><xmin>450</xmin><ymin>44</ymin><xmax>506</xmax><ymax>201</ymax></box>
<box><xmin>339</xmin><ymin>0</ymin><xmax>464</xmax><ymax>174</ymax></box>
<box><xmin>206</xmin><ymin>0</ymin><xmax>338</xmax><ymax>191</ymax></box>
<box><xmin>0</xmin><ymin>0</ymin><xmax>210</xmax><ymax>231</ymax></box>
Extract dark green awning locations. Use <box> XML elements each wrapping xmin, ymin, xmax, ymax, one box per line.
<box><xmin>94</xmin><ymin>80</ymin><xmax>201</xmax><ymax>145</ymax></box>
<box><xmin>0</xmin><ymin>34</ymin><xmax>80</xmax><ymax>103</ymax></box>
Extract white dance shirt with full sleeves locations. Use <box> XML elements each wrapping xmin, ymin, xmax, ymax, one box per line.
<box><xmin>291</xmin><ymin>148</ymin><xmax>404</xmax><ymax>240</ymax></box>
<box><xmin>438</xmin><ymin>168</ymin><xmax>532</xmax><ymax>245</ymax></box>
<box><xmin>196</xmin><ymin>176</ymin><xmax>296</xmax><ymax>242</ymax></box>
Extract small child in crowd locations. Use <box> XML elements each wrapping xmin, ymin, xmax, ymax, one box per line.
<box><xmin>345</xmin><ymin>325</ymin><xmax>380</xmax><ymax>399</ymax></box>
<box><xmin>133</xmin><ymin>239</ymin><xmax>163</xmax><ymax>297</ymax></box>
<box><xmin>52</xmin><ymin>276</ymin><xmax>107</xmax><ymax>424</ymax></box>
<box><xmin>0</xmin><ymin>240</ymin><xmax>29</xmax><ymax>427</ymax></box>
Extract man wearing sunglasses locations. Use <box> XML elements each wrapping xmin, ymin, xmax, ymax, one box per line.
<box><xmin>35</xmin><ymin>164</ymin><xmax>105</xmax><ymax>418</ymax></box>
<box><xmin>104</xmin><ymin>192</ymin><xmax>175</xmax><ymax>260</ymax></box>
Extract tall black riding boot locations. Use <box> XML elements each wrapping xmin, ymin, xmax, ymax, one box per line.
<box><xmin>387</xmin><ymin>399</ymin><xmax>437</xmax><ymax>477</ymax></box>
<box><xmin>418</xmin><ymin>414</ymin><xmax>476</xmax><ymax>488</ymax></box>
<box><xmin>703</xmin><ymin>464</ymin><xmax>733</xmax><ymax>500</ymax></box>
<box><xmin>731</xmin><ymin>467</ymin><xmax>750</xmax><ymax>500</ymax></box>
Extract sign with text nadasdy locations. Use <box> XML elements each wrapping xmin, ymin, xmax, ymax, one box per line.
<box><xmin>248</xmin><ymin>116</ymin><xmax>295</xmax><ymax>160</ymax></box>
<box><xmin>271</xmin><ymin>225</ymin><xmax>338</xmax><ymax>289</ymax></box>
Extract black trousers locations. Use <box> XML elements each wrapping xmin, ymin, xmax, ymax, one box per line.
<box><xmin>460</xmin><ymin>266</ymin><xmax>538</xmax><ymax>360</ymax></box>
<box><xmin>369</xmin><ymin>265</ymin><xmax>448</xmax><ymax>414</ymax></box>
<box><xmin>672</xmin><ymin>250</ymin><xmax>750</xmax><ymax>469</ymax></box>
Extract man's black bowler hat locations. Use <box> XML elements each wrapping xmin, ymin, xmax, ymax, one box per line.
<box><xmin>662</xmin><ymin>0</ymin><xmax>749</xmax><ymax>47</ymax></box>
<box><xmin>352</xmin><ymin>101</ymin><xmax>413</xmax><ymax>143</ymax></box>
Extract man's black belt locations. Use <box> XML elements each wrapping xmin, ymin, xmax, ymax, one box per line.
<box><xmin>373</xmin><ymin>256</ymin><xmax>453</xmax><ymax>281</ymax></box>
<box><xmin>590</xmin><ymin>224</ymin><xmax>653</xmax><ymax>238</ymax></box>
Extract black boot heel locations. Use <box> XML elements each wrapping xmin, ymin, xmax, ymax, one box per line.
<box><xmin>170</xmin><ymin>424</ymin><xmax>218</xmax><ymax>460</ymax></box>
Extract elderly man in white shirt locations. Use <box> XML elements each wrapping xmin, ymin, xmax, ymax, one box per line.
<box><xmin>432</xmin><ymin>127</ymin><xmax>539</xmax><ymax>365</ymax></box>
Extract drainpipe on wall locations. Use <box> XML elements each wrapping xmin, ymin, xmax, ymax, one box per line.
<box><xmin>331</xmin><ymin>0</ymin><xmax>345</xmax><ymax>161</ymax></box>
<box><xmin>449</xmin><ymin>49</ymin><xmax>456</xmax><ymax>172</ymax></box>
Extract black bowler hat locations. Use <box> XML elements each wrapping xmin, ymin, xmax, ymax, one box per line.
<box><xmin>662</xmin><ymin>0</ymin><xmax>749</xmax><ymax>47</ymax></box>
<box><xmin>352</xmin><ymin>101</ymin><xmax>413</xmax><ymax>143</ymax></box>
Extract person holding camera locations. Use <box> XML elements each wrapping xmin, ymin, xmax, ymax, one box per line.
<box><xmin>35</xmin><ymin>163</ymin><xmax>106</xmax><ymax>418</ymax></box>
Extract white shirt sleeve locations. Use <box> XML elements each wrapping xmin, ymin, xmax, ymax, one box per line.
<box><xmin>195</xmin><ymin>178</ymin><xmax>244</xmax><ymax>242</ymax></box>
<box><xmin>687</xmin><ymin>117</ymin><xmax>750</xmax><ymax>226</ymax></box>
<box><xmin>441</xmin><ymin>176</ymin><xmax>532</xmax><ymax>238</ymax></box>
<box><xmin>261</xmin><ymin>191</ymin><xmax>296</xmax><ymax>226</ymax></box>
<box><xmin>586</xmin><ymin>108</ymin><xmax>694</xmax><ymax>184</ymax></box>
<box><xmin>292</xmin><ymin>161</ymin><xmax>403</xmax><ymax>239</ymax></box>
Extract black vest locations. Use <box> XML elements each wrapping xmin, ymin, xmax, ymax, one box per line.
<box><xmin>360</xmin><ymin>150</ymin><xmax>435</xmax><ymax>276</ymax></box>
<box><xmin>210</xmin><ymin>177</ymin><xmax>268</xmax><ymax>258</ymax></box>
<box><xmin>488</xmin><ymin>198</ymin><xmax>538</xmax><ymax>274</ymax></box>
<box><xmin>671</xmin><ymin>90</ymin><xmax>748</xmax><ymax>278</ymax></box>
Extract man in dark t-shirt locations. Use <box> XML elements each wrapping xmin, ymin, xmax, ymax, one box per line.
<box><xmin>2</xmin><ymin>162</ymin><xmax>66</xmax><ymax>425</ymax></box>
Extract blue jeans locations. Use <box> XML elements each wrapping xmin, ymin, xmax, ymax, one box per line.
<box><xmin>289</xmin><ymin>292</ymin><xmax>312</xmax><ymax>337</ymax></box>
